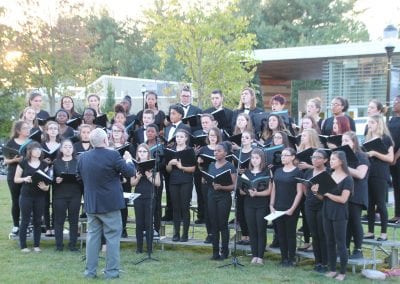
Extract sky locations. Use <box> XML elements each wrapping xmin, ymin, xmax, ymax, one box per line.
<box><xmin>0</xmin><ymin>0</ymin><xmax>399</xmax><ymax>41</ymax></box>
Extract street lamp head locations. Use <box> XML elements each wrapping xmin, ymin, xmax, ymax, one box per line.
<box><xmin>383</xmin><ymin>24</ymin><xmax>398</xmax><ymax>50</ymax></box>
<box><xmin>141</xmin><ymin>84</ymin><xmax>147</xmax><ymax>94</ymax></box>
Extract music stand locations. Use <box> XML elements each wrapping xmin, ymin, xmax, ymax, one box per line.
<box><xmin>218</xmin><ymin>145</ymin><xmax>245</xmax><ymax>269</ymax></box>
<box><xmin>135</xmin><ymin>141</ymin><xmax>160</xmax><ymax>265</ymax></box>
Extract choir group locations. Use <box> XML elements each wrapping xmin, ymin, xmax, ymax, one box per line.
<box><xmin>4</xmin><ymin>87</ymin><xmax>400</xmax><ymax>281</ymax></box>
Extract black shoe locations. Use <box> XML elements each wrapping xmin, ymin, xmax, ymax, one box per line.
<box><xmin>210</xmin><ymin>254</ymin><xmax>221</xmax><ymax>260</ymax></box>
<box><xmin>161</xmin><ymin>215</ymin><xmax>172</xmax><ymax>222</ymax></box>
<box><xmin>221</xmin><ymin>249</ymin><xmax>229</xmax><ymax>259</ymax></box>
<box><xmin>172</xmin><ymin>234</ymin><xmax>180</xmax><ymax>242</ymax></box>
<box><xmin>349</xmin><ymin>249</ymin><xmax>363</xmax><ymax>259</ymax></box>
<box><xmin>313</xmin><ymin>264</ymin><xmax>322</xmax><ymax>272</ymax></box>
<box><xmin>204</xmin><ymin>235</ymin><xmax>212</xmax><ymax>244</ymax></box>
<box><xmin>80</xmin><ymin>213</ymin><xmax>87</xmax><ymax>219</ymax></box>
<box><xmin>318</xmin><ymin>265</ymin><xmax>328</xmax><ymax>273</ymax></box>
<box><xmin>55</xmin><ymin>247</ymin><xmax>63</xmax><ymax>252</ymax></box>
<box><xmin>279</xmin><ymin>259</ymin><xmax>289</xmax><ymax>267</ymax></box>
<box><xmin>121</xmin><ymin>229</ymin><xmax>128</xmax><ymax>238</ymax></box>
<box><xmin>194</xmin><ymin>219</ymin><xmax>204</xmax><ymax>224</ymax></box>
<box><xmin>136</xmin><ymin>249</ymin><xmax>143</xmax><ymax>254</ymax></box>
<box><xmin>377</xmin><ymin>236</ymin><xmax>388</xmax><ymax>241</ymax></box>
<box><xmin>228</xmin><ymin>218</ymin><xmax>235</xmax><ymax>224</ymax></box>
<box><xmin>69</xmin><ymin>246</ymin><xmax>79</xmax><ymax>252</ymax></box>
<box><xmin>180</xmin><ymin>235</ymin><xmax>188</xmax><ymax>242</ymax></box>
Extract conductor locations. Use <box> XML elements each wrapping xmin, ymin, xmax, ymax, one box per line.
<box><xmin>77</xmin><ymin>128</ymin><xmax>136</xmax><ymax>279</ymax></box>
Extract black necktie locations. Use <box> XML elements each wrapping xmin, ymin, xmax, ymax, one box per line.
<box><xmin>181</xmin><ymin>104</ymin><xmax>189</xmax><ymax>109</ymax></box>
<box><xmin>171</xmin><ymin>124</ymin><xmax>177</xmax><ymax>128</ymax></box>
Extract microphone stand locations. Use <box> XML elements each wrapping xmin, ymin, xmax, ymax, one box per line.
<box><xmin>219</xmin><ymin>144</ymin><xmax>244</xmax><ymax>269</ymax></box>
<box><xmin>135</xmin><ymin>137</ymin><xmax>160</xmax><ymax>265</ymax></box>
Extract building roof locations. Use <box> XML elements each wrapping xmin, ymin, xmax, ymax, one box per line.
<box><xmin>254</xmin><ymin>41</ymin><xmax>400</xmax><ymax>80</ymax></box>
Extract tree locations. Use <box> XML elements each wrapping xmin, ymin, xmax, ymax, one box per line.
<box><xmin>238</xmin><ymin>0</ymin><xmax>369</xmax><ymax>48</ymax></box>
<box><xmin>14</xmin><ymin>0</ymin><xmax>91</xmax><ymax>114</ymax></box>
<box><xmin>145</xmin><ymin>0</ymin><xmax>258</xmax><ymax>108</ymax></box>
<box><xmin>103</xmin><ymin>82</ymin><xmax>115</xmax><ymax>113</ymax></box>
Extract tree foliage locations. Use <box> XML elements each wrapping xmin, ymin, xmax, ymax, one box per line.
<box><xmin>146</xmin><ymin>0</ymin><xmax>258</xmax><ymax>108</ymax></box>
<box><xmin>238</xmin><ymin>0</ymin><xmax>369</xmax><ymax>48</ymax></box>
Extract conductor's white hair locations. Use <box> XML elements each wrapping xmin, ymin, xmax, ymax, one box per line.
<box><xmin>89</xmin><ymin>128</ymin><xmax>107</xmax><ymax>148</ymax></box>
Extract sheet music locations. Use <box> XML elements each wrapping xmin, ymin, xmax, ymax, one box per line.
<box><xmin>123</xmin><ymin>193</ymin><xmax>141</xmax><ymax>204</ymax></box>
<box><xmin>264</xmin><ymin>210</ymin><xmax>286</xmax><ymax>222</ymax></box>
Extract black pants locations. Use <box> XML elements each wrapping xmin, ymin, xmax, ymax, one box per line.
<box><xmin>134</xmin><ymin>198</ymin><xmax>153</xmax><ymax>252</ymax></box>
<box><xmin>368</xmin><ymin>177</ymin><xmax>388</xmax><ymax>234</ymax></box>
<box><xmin>236</xmin><ymin>193</ymin><xmax>248</xmax><ymax>236</ymax></box>
<box><xmin>7</xmin><ymin>180</ymin><xmax>22</xmax><ymax>227</ymax></box>
<box><xmin>299</xmin><ymin>197</ymin><xmax>310</xmax><ymax>243</ymax></box>
<box><xmin>323</xmin><ymin>218</ymin><xmax>348</xmax><ymax>274</ymax></box>
<box><xmin>170</xmin><ymin>182</ymin><xmax>192</xmax><ymax>237</ymax></box>
<box><xmin>244</xmin><ymin>200</ymin><xmax>267</xmax><ymax>258</ymax></box>
<box><xmin>53</xmin><ymin>196</ymin><xmax>81</xmax><ymax>249</ymax></box>
<box><xmin>163</xmin><ymin>173</ymin><xmax>173</xmax><ymax>218</ymax></box>
<box><xmin>201</xmin><ymin>183</ymin><xmax>211</xmax><ymax>235</ymax></box>
<box><xmin>153</xmin><ymin>183</ymin><xmax>163</xmax><ymax>233</ymax></box>
<box><xmin>347</xmin><ymin>202</ymin><xmax>363</xmax><ymax>250</ymax></box>
<box><xmin>390</xmin><ymin>161</ymin><xmax>400</xmax><ymax>217</ymax></box>
<box><xmin>44</xmin><ymin>189</ymin><xmax>54</xmax><ymax>230</ymax></box>
<box><xmin>208</xmin><ymin>193</ymin><xmax>231</xmax><ymax>256</ymax></box>
<box><xmin>275</xmin><ymin>211</ymin><xmax>299</xmax><ymax>262</ymax></box>
<box><xmin>305</xmin><ymin>207</ymin><xmax>327</xmax><ymax>265</ymax></box>
<box><xmin>19</xmin><ymin>195</ymin><xmax>45</xmax><ymax>249</ymax></box>
<box><xmin>194</xmin><ymin>169</ymin><xmax>204</xmax><ymax>220</ymax></box>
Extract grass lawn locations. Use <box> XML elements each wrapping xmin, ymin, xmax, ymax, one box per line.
<box><xmin>0</xmin><ymin>177</ymin><xmax>398</xmax><ymax>283</ymax></box>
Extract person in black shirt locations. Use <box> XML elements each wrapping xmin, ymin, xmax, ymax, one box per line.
<box><xmin>207</xmin><ymin>142</ymin><xmax>237</xmax><ymax>260</ymax></box>
<box><xmin>364</xmin><ymin>115</ymin><xmax>394</xmax><ymax>241</ymax></box>
<box><xmin>131</xmin><ymin>144</ymin><xmax>161</xmax><ymax>253</ymax></box>
<box><xmin>60</xmin><ymin>95</ymin><xmax>81</xmax><ymax>119</ymax></box>
<box><xmin>342</xmin><ymin>131</ymin><xmax>369</xmax><ymax>259</ymax></box>
<box><xmin>231</xmin><ymin>87</ymin><xmax>263</xmax><ymax>133</ymax></box>
<box><xmin>166</xmin><ymin>129</ymin><xmax>196</xmax><ymax>242</ymax></box>
<box><xmin>136</xmin><ymin>91</ymin><xmax>166</xmax><ymax>131</ymax></box>
<box><xmin>14</xmin><ymin>142</ymin><xmax>50</xmax><ymax>252</ymax></box>
<box><xmin>312</xmin><ymin>151</ymin><xmax>353</xmax><ymax>281</ymax></box>
<box><xmin>28</xmin><ymin>91</ymin><xmax>50</xmax><ymax>120</ymax></box>
<box><xmin>388</xmin><ymin>95</ymin><xmax>400</xmax><ymax>223</ymax></box>
<box><xmin>197</xmin><ymin>127</ymin><xmax>222</xmax><ymax>243</ymax></box>
<box><xmin>203</xmin><ymin>89</ymin><xmax>234</xmax><ymax>135</ymax></box>
<box><xmin>303</xmin><ymin>149</ymin><xmax>329</xmax><ymax>273</ymax></box>
<box><xmin>242</xmin><ymin>148</ymin><xmax>270</xmax><ymax>265</ymax></box>
<box><xmin>321</xmin><ymin>96</ymin><xmax>355</xmax><ymax>135</ymax></box>
<box><xmin>270</xmin><ymin>147</ymin><xmax>303</xmax><ymax>267</ymax></box>
<box><xmin>4</xmin><ymin>121</ymin><xmax>31</xmax><ymax>236</ymax></box>
<box><xmin>53</xmin><ymin>139</ymin><xmax>82</xmax><ymax>251</ymax></box>
<box><xmin>73</xmin><ymin>124</ymin><xmax>93</xmax><ymax>155</ymax></box>
<box><xmin>55</xmin><ymin>109</ymin><xmax>75</xmax><ymax>139</ymax></box>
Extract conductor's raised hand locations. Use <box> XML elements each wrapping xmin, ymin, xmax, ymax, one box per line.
<box><xmin>123</xmin><ymin>151</ymin><xmax>133</xmax><ymax>160</ymax></box>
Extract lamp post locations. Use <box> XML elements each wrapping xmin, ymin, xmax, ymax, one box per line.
<box><xmin>141</xmin><ymin>84</ymin><xmax>147</xmax><ymax>110</ymax></box>
<box><xmin>383</xmin><ymin>24</ymin><xmax>398</xmax><ymax>122</ymax></box>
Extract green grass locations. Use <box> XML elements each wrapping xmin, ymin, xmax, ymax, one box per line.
<box><xmin>0</xmin><ymin>178</ymin><xmax>397</xmax><ymax>283</ymax></box>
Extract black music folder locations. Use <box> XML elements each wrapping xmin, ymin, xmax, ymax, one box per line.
<box><xmin>231</xmin><ymin>153</ymin><xmax>250</xmax><ymax>169</ymax></box>
<box><xmin>319</xmin><ymin>134</ymin><xmax>343</xmax><ymax>147</ymax></box>
<box><xmin>115</xmin><ymin>143</ymin><xmax>131</xmax><ymax>156</ymax></box>
<box><xmin>66</xmin><ymin>117</ymin><xmax>82</xmax><ymax>130</ymax></box>
<box><xmin>60</xmin><ymin>173</ymin><xmax>78</xmax><ymax>183</ymax></box>
<box><xmin>198</xmin><ymin>153</ymin><xmax>216</xmax><ymax>166</ymax></box>
<box><xmin>362</xmin><ymin>137</ymin><xmax>389</xmax><ymax>154</ymax></box>
<box><xmin>42</xmin><ymin>147</ymin><xmax>59</xmax><ymax>161</ymax></box>
<box><xmin>29</xmin><ymin>129</ymin><xmax>42</xmax><ymax>143</ymax></box>
<box><xmin>296</xmin><ymin>148</ymin><xmax>315</xmax><ymax>165</ymax></box>
<box><xmin>227</xmin><ymin>133</ymin><xmax>242</xmax><ymax>146</ymax></box>
<box><xmin>133</xmin><ymin>159</ymin><xmax>156</xmax><ymax>174</ymax></box>
<box><xmin>2</xmin><ymin>145</ymin><xmax>20</xmax><ymax>158</ymax></box>
<box><xmin>32</xmin><ymin>169</ymin><xmax>53</xmax><ymax>185</ymax></box>
<box><xmin>238</xmin><ymin>174</ymin><xmax>270</xmax><ymax>193</ymax></box>
<box><xmin>164</xmin><ymin>148</ymin><xmax>196</xmax><ymax>166</ymax></box>
<box><xmin>334</xmin><ymin>144</ymin><xmax>359</xmax><ymax>165</ymax></box>
<box><xmin>295</xmin><ymin>170</ymin><xmax>337</xmax><ymax>195</ymax></box>
<box><xmin>182</xmin><ymin>114</ymin><xmax>200</xmax><ymax>127</ymax></box>
<box><xmin>263</xmin><ymin>144</ymin><xmax>284</xmax><ymax>166</ymax></box>
<box><xmin>94</xmin><ymin>114</ymin><xmax>108</xmax><ymax>128</ymax></box>
<box><xmin>190</xmin><ymin>134</ymin><xmax>207</xmax><ymax>147</ymax></box>
<box><xmin>271</xmin><ymin>110</ymin><xmax>290</xmax><ymax>125</ymax></box>
<box><xmin>201</xmin><ymin>169</ymin><xmax>232</xmax><ymax>186</ymax></box>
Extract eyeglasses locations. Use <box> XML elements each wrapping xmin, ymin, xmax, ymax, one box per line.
<box><xmin>331</xmin><ymin>103</ymin><xmax>342</xmax><ymax>107</ymax></box>
<box><xmin>311</xmin><ymin>156</ymin><xmax>324</xmax><ymax>160</ymax></box>
<box><xmin>138</xmin><ymin>150</ymin><xmax>148</xmax><ymax>153</ymax></box>
<box><xmin>112</xmin><ymin>129</ymin><xmax>123</xmax><ymax>133</ymax></box>
<box><xmin>274</xmin><ymin>136</ymin><xmax>283</xmax><ymax>139</ymax></box>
